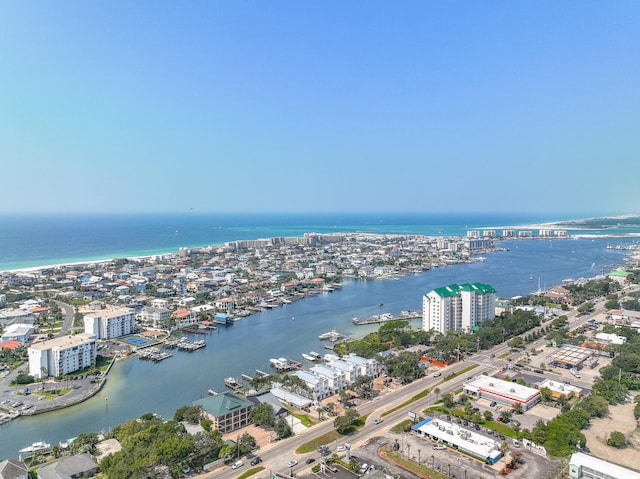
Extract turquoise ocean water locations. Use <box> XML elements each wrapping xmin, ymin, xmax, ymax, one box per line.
<box><xmin>3</xmin><ymin>212</ymin><xmax>637</xmax><ymax>272</ymax></box>
<box><xmin>0</xmin><ymin>212</ymin><xmax>639</xmax><ymax>459</ymax></box>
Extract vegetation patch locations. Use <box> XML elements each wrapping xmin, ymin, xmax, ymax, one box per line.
<box><xmin>390</xmin><ymin>419</ymin><xmax>413</xmax><ymax>434</ymax></box>
<box><xmin>380</xmin><ymin>444</ymin><xmax>449</xmax><ymax>479</ymax></box>
<box><xmin>237</xmin><ymin>466</ymin><xmax>265</xmax><ymax>479</ymax></box>
<box><xmin>296</xmin><ymin>429</ymin><xmax>343</xmax><ymax>454</ymax></box>
<box><xmin>32</xmin><ymin>388</ymin><xmax>72</xmax><ymax>400</ymax></box>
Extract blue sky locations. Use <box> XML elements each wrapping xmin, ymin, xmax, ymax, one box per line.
<box><xmin>1</xmin><ymin>2</ymin><xmax>638</xmax><ymax>215</ymax></box>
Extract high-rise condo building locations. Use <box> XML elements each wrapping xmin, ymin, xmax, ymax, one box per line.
<box><xmin>422</xmin><ymin>283</ymin><xmax>496</xmax><ymax>334</ymax></box>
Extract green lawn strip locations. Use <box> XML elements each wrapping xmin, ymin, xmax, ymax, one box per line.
<box><xmin>380</xmin><ymin>389</ymin><xmax>430</xmax><ymax>418</ymax></box>
<box><xmin>442</xmin><ymin>364</ymin><xmax>478</xmax><ymax>381</ymax></box>
<box><xmin>296</xmin><ymin>430</ymin><xmax>344</xmax><ymax>454</ymax></box>
<box><xmin>32</xmin><ymin>388</ymin><xmax>72</xmax><ymax>400</ymax></box>
<box><xmin>236</xmin><ymin>466</ymin><xmax>265</xmax><ymax>479</ymax></box>
<box><xmin>498</xmin><ymin>351</ymin><xmax>512</xmax><ymax>359</ymax></box>
<box><xmin>290</xmin><ymin>411</ymin><xmax>315</xmax><ymax>427</ymax></box>
<box><xmin>484</xmin><ymin>420</ymin><xmax>516</xmax><ymax>438</ymax></box>
<box><xmin>380</xmin><ymin>445</ymin><xmax>449</xmax><ymax>479</ymax></box>
<box><xmin>296</xmin><ymin>415</ymin><xmax>369</xmax><ymax>454</ymax></box>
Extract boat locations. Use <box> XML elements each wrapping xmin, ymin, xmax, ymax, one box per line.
<box><xmin>224</xmin><ymin>377</ymin><xmax>242</xmax><ymax>391</ymax></box>
<box><xmin>269</xmin><ymin>357</ymin><xmax>301</xmax><ymax>371</ymax></box>
<box><xmin>19</xmin><ymin>441</ymin><xmax>51</xmax><ymax>456</ymax></box>
<box><xmin>318</xmin><ymin>329</ymin><xmax>344</xmax><ymax>341</ymax></box>
<box><xmin>302</xmin><ymin>351</ymin><xmax>322</xmax><ymax>361</ymax></box>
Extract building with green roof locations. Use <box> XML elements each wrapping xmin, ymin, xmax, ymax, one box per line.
<box><xmin>193</xmin><ymin>391</ymin><xmax>254</xmax><ymax>433</ymax></box>
<box><xmin>422</xmin><ymin>282</ymin><xmax>496</xmax><ymax>334</ymax></box>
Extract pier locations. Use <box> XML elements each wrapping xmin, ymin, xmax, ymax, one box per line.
<box><xmin>352</xmin><ymin>310</ymin><xmax>421</xmax><ymax>325</ymax></box>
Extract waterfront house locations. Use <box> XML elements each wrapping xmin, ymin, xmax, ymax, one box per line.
<box><xmin>247</xmin><ymin>390</ymin><xmax>288</xmax><ymax>419</ymax></box>
<box><xmin>193</xmin><ymin>391</ymin><xmax>254</xmax><ymax>434</ymax></box>
<box><xmin>292</xmin><ymin>370</ymin><xmax>329</xmax><ymax>401</ymax></box>
<box><xmin>0</xmin><ymin>458</ymin><xmax>28</xmax><ymax>479</ymax></box>
<box><xmin>310</xmin><ymin>364</ymin><xmax>347</xmax><ymax>393</ymax></box>
<box><xmin>343</xmin><ymin>353</ymin><xmax>380</xmax><ymax>378</ymax></box>
<box><xmin>37</xmin><ymin>453</ymin><xmax>98</xmax><ymax>479</ymax></box>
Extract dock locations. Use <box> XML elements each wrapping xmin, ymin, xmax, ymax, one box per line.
<box><xmin>352</xmin><ymin>310</ymin><xmax>421</xmax><ymax>325</ymax></box>
<box><xmin>178</xmin><ymin>328</ymin><xmax>208</xmax><ymax>335</ymax></box>
<box><xmin>269</xmin><ymin>357</ymin><xmax>301</xmax><ymax>372</ymax></box>
<box><xmin>137</xmin><ymin>348</ymin><xmax>172</xmax><ymax>362</ymax></box>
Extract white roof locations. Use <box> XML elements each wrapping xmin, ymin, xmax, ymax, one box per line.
<box><xmin>570</xmin><ymin>452</ymin><xmax>640</xmax><ymax>479</ymax></box>
<box><xmin>464</xmin><ymin>375</ymin><xmax>539</xmax><ymax>402</ymax></box>
<box><xmin>538</xmin><ymin>379</ymin><xmax>582</xmax><ymax>395</ymax></box>
<box><xmin>270</xmin><ymin>387</ymin><xmax>312</xmax><ymax>408</ymax></box>
<box><xmin>414</xmin><ymin>417</ymin><xmax>500</xmax><ymax>459</ymax></box>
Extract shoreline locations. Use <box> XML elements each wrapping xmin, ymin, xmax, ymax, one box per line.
<box><xmin>2</xmin><ymin>229</ymin><xmax>639</xmax><ymax>276</ymax></box>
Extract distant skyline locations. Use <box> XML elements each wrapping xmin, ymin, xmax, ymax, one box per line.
<box><xmin>1</xmin><ymin>2</ymin><xmax>639</xmax><ymax>215</ymax></box>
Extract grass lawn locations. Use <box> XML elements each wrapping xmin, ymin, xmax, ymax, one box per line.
<box><xmin>236</xmin><ymin>466</ymin><xmax>264</xmax><ymax>479</ymax></box>
<box><xmin>32</xmin><ymin>388</ymin><xmax>72</xmax><ymax>400</ymax></box>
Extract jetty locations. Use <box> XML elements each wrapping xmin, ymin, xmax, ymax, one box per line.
<box><xmin>352</xmin><ymin>310</ymin><xmax>421</xmax><ymax>325</ymax></box>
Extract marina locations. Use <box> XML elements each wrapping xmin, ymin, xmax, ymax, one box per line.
<box><xmin>136</xmin><ymin>348</ymin><xmax>172</xmax><ymax>362</ymax></box>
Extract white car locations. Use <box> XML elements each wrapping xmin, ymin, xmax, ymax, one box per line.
<box><xmin>374</xmin><ymin>417</ymin><xmax>383</xmax><ymax>424</ymax></box>
<box><xmin>336</xmin><ymin>445</ymin><xmax>345</xmax><ymax>452</ymax></box>
<box><xmin>433</xmin><ymin>444</ymin><xmax>446</xmax><ymax>450</ymax></box>
<box><xmin>433</xmin><ymin>372</ymin><xmax>442</xmax><ymax>377</ymax></box>
<box><xmin>287</xmin><ymin>460</ymin><xmax>298</xmax><ymax>467</ymax></box>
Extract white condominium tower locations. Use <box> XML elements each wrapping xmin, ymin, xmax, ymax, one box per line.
<box><xmin>422</xmin><ymin>283</ymin><xmax>496</xmax><ymax>334</ymax></box>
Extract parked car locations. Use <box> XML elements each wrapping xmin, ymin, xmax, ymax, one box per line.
<box><xmin>433</xmin><ymin>372</ymin><xmax>442</xmax><ymax>377</ymax></box>
<box><xmin>433</xmin><ymin>444</ymin><xmax>446</xmax><ymax>450</ymax></box>
<box><xmin>231</xmin><ymin>460</ymin><xmax>243</xmax><ymax>470</ymax></box>
<box><xmin>490</xmin><ymin>401</ymin><xmax>497</xmax><ymax>407</ymax></box>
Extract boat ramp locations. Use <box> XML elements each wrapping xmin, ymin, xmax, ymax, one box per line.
<box><xmin>352</xmin><ymin>310</ymin><xmax>421</xmax><ymax>325</ymax></box>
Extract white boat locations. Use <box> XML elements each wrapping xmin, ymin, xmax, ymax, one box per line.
<box><xmin>319</xmin><ymin>329</ymin><xmax>343</xmax><ymax>341</ymax></box>
<box><xmin>19</xmin><ymin>441</ymin><xmax>50</xmax><ymax>456</ymax></box>
<box><xmin>302</xmin><ymin>351</ymin><xmax>322</xmax><ymax>361</ymax></box>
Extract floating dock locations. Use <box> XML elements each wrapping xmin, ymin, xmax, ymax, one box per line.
<box><xmin>352</xmin><ymin>310</ymin><xmax>421</xmax><ymax>325</ymax></box>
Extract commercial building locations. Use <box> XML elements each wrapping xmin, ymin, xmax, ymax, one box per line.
<box><xmin>422</xmin><ymin>283</ymin><xmax>496</xmax><ymax>334</ymax></box>
<box><xmin>412</xmin><ymin>417</ymin><xmax>503</xmax><ymax>464</ymax></box>
<box><xmin>548</xmin><ymin>345</ymin><xmax>596</xmax><ymax>370</ymax></box>
<box><xmin>463</xmin><ymin>375</ymin><xmax>541</xmax><ymax>411</ymax></box>
<box><xmin>569</xmin><ymin>452</ymin><xmax>640</xmax><ymax>479</ymax></box>
<box><xmin>538</xmin><ymin>379</ymin><xmax>583</xmax><ymax>400</ymax></box>
<box><xmin>83</xmin><ymin>308</ymin><xmax>135</xmax><ymax>340</ymax></box>
<box><xmin>193</xmin><ymin>391</ymin><xmax>254</xmax><ymax>434</ymax></box>
<box><xmin>28</xmin><ymin>333</ymin><xmax>97</xmax><ymax>379</ymax></box>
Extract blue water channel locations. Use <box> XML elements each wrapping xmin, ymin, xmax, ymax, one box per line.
<box><xmin>0</xmin><ymin>236</ymin><xmax>634</xmax><ymax>458</ymax></box>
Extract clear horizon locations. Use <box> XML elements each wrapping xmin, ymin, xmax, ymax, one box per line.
<box><xmin>1</xmin><ymin>2</ymin><xmax>639</xmax><ymax>215</ymax></box>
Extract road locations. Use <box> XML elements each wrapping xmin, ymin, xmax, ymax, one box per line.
<box><xmin>203</xmin><ymin>291</ymin><xmax>629</xmax><ymax>479</ymax></box>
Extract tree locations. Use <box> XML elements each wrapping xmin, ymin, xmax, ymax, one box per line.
<box><xmin>238</xmin><ymin>432</ymin><xmax>256</xmax><ymax>455</ymax></box>
<box><xmin>607</xmin><ymin>431</ymin><xmax>627</xmax><ymax>448</ymax></box>
<box><xmin>442</xmin><ymin>393</ymin><xmax>455</xmax><ymax>409</ymax></box>
<box><xmin>174</xmin><ymin>405</ymin><xmax>204</xmax><ymax>424</ymax></box>
<box><xmin>249</xmin><ymin>403</ymin><xmax>276</xmax><ymax>427</ymax></box>
<box><xmin>513</xmin><ymin>403</ymin><xmax>523</xmax><ymax>415</ymax></box>
<box><xmin>483</xmin><ymin>410</ymin><xmax>493</xmax><ymax>422</ymax></box>
<box><xmin>499</xmin><ymin>410</ymin><xmax>512</xmax><ymax>424</ymax></box>
<box><xmin>339</xmin><ymin>389</ymin><xmax>351</xmax><ymax>405</ymax></box>
<box><xmin>352</xmin><ymin>375</ymin><xmax>374</xmax><ymax>399</ymax></box>
<box><xmin>333</xmin><ymin>408</ymin><xmax>361</xmax><ymax>434</ymax></box>
<box><xmin>539</xmin><ymin>387</ymin><xmax>553</xmax><ymax>403</ymax></box>
<box><xmin>275</xmin><ymin>417</ymin><xmax>293</xmax><ymax>439</ymax></box>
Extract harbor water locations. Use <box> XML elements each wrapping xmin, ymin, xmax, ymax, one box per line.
<box><xmin>0</xmin><ymin>235</ymin><xmax>635</xmax><ymax>458</ymax></box>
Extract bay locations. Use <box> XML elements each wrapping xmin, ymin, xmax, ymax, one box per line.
<box><xmin>0</xmin><ymin>234</ymin><xmax>634</xmax><ymax>459</ymax></box>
